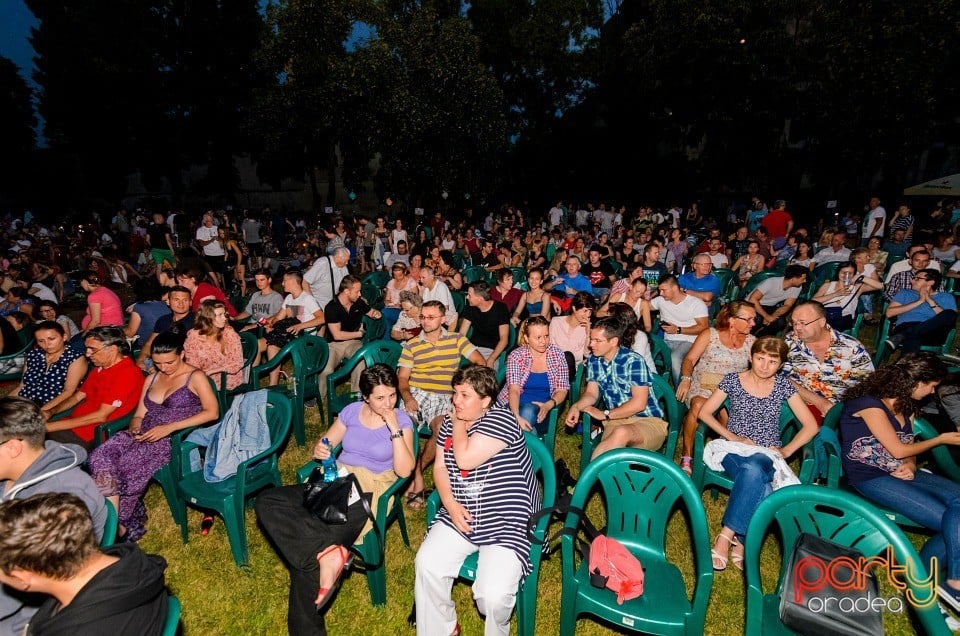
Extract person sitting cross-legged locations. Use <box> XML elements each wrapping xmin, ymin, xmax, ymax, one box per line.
<box><xmin>885</xmin><ymin>268</ymin><xmax>958</xmax><ymax>355</ymax></box>
<box><xmin>565</xmin><ymin>316</ymin><xmax>669</xmax><ymax>459</ymax></box>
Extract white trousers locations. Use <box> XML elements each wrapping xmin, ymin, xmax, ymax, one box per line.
<box><xmin>415</xmin><ymin>523</ymin><xmax>523</xmax><ymax>636</ymax></box>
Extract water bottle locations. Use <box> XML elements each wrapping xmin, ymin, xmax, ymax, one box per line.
<box><xmin>321</xmin><ymin>438</ymin><xmax>338</xmax><ymax>483</ymax></box>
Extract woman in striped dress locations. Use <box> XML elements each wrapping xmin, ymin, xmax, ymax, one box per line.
<box><xmin>415</xmin><ymin>365</ymin><xmax>541</xmax><ymax>636</ymax></box>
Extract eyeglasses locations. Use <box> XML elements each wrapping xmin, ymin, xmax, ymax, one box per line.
<box><xmin>790</xmin><ymin>317</ymin><xmax>824</xmax><ymax>329</ymax></box>
<box><xmin>84</xmin><ymin>343</ymin><xmax>113</xmax><ymax>355</ymax></box>
<box><xmin>731</xmin><ymin>315</ymin><xmax>754</xmax><ymax>322</ymax></box>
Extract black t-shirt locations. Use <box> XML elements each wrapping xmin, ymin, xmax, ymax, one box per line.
<box><xmin>641</xmin><ymin>261</ymin><xmax>668</xmax><ymax>291</ymax></box>
<box><xmin>581</xmin><ymin>261</ymin><xmax>615</xmax><ymax>288</ymax></box>
<box><xmin>462</xmin><ymin>301</ymin><xmax>510</xmax><ymax>349</ymax></box>
<box><xmin>472</xmin><ymin>252</ymin><xmax>500</xmax><ymax>268</ymax></box>
<box><xmin>153</xmin><ymin>312</ymin><xmax>195</xmax><ymax>343</ymax></box>
<box><xmin>324</xmin><ymin>297</ymin><xmax>370</xmax><ymax>342</ymax></box>
<box><xmin>147</xmin><ymin>223</ymin><xmax>172</xmax><ymax>249</ymax></box>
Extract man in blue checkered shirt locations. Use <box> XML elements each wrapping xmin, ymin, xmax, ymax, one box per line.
<box><xmin>565</xmin><ymin>316</ymin><xmax>668</xmax><ymax>460</ymax></box>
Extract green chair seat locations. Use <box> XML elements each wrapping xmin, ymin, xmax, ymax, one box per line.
<box><xmin>174</xmin><ymin>390</ymin><xmax>292</xmax><ymax>566</ymax></box>
<box><xmin>743</xmin><ymin>485</ymin><xmax>949</xmax><ymax>636</ymax></box>
<box><xmin>560</xmin><ymin>449</ymin><xmax>712</xmax><ymax>635</ymax></box>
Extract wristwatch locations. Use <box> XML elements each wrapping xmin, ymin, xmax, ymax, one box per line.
<box><xmin>603</xmin><ymin>409</ymin><xmax>611</xmax><ymax>421</ymax></box>
<box><xmin>390</xmin><ymin>429</ymin><xmax>404</xmax><ymax>440</ymax></box>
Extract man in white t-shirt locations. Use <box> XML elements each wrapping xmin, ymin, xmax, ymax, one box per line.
<box><xmin>650</xmin><ymin>275</ymin><xmax>709</xmax><ymax>383</ymax></box>
<box><xmin>747</xmin><ymin>265</ymin><xmax>808</xmax><ymax>336</ymax></box>
<box><xmin>548</xmin><ymin>202</ymin><xmax>564</xmax><ymax>228</ymax></box>
<box><xmin>195</xmin><ymin>212</ymin><xmax>225</xmax><ymax>288</ymax></box>
<box><xmin>260</xmin><ymin>270</ymin><xmax>326</xmax><ymax>385</ymax></box>
<box><xmin>302</xmin><ymin>247</ymin><xmax>350</xmax><ymax>309</ymax></box>
<box><xmin>861</xmin><ymin>196</ymin><xmax>886</xmax><ymax>246</ymax></box>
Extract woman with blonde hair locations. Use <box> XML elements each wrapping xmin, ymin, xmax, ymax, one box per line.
<box><xmin>496</xmin><ymin>316</ymin><xmax>569</xmax><ymax>434</ymax></box>
<box><xmin>184</xmin><ymin>299</ymin><xmax>244</xmax><ymax>390</ymax></box>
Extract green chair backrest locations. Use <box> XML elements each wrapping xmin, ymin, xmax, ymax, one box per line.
<box><xmin>739</xmin><ymin>270</ymin><xmax>781</xmax><ymax>300</ymax></box>
<box><xmin>361</xmin><ymin>315</ymin><xmax>386</xmax><ymax>342</ymax></box>
<box><xmin>563</xmin><ymin>449</ymin><xmax>713</xmax><ymax>628</ymax></box>
<box><xmin>743</xmin><ymin>485</ymin><xmax>949</xmax><ymax>636</ymax></box>
<box><xmin>162</xmin><ymin>596</ymin><xmax>182</xmax><ymax>636</ymax></box>
<box><xmin>450</xmin><ymin>291</ymin><xmax>466</xmax><ymax>315</ymax></box>
<box><xmin>358</xmin><ymin>339</ymin><xmax>403</xmax><ymax>368</ymax></box>
<box><xmin>648</xmin><ymin>333</ymin><xmax>672</xmax><ymax>381</ymax></box>
<box><xmin>291</xmin><ymin>335</ymin><xmax>329</xmax><ymax>380</ymax></box>
<box><xmin>463</xmin><ymin>266</ymin><xmax>488</xmax><ymax>285</ymax></box>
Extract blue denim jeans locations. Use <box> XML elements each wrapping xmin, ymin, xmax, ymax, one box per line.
<box><xmin>853</xmin><ymin>470</ymin><xmax>960</xmax><ymax>581</ymax></box>
<box><xmin>720</xmin><ymin>453</ymin><xmax>775</xmax><ymax>540</ymax></box>
<box><xmin>519</xmin><ymin>402</ymin><xmax>549</xmax><ymax>436</ymax></box>
<box><xmin>664</xmin><ymin>339</ymin><xmax>693</xmax><ymax>385</ymax></box>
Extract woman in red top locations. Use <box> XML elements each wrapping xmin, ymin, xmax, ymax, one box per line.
<box><xmin>45</xmin><ymin>326</ymin><xmax>145</xmax><ymax>450</ymax></box>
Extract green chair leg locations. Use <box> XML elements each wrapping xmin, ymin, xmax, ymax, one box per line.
<box><xmin>223</xmin><ymin>495</ymin><xmax>249</xmax><ymax>566</ymax></box>
<box><xmin>153</xmin><ymin>465</ymin><xmax>183</xmax><ymax>527</ymax></box>
<box><xmin>358</xmin><ymin>534</ymin><xmax>387</xmax><ymax>606</ymax></box>
<box><xmin>396</xmin><ymin>507</ymin><xmax>411</xmax><ymax>547</ymax></box>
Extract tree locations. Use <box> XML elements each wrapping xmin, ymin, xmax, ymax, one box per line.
<box><xmin>0</xmin><ymin>56</ymin><xmax>36</xmax><ymax>202</ymax></box>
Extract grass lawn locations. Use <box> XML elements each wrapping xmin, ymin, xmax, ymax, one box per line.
<box><xmin>134</xmin><ymin>383</ymin><xmax>926</xmax><ymax>636</ymax></box>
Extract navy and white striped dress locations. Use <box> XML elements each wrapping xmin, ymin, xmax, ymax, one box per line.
<box><xmin>433</xmin><ymin>407</ymin><xmax>541</xmax><ymax>575</ymax></box>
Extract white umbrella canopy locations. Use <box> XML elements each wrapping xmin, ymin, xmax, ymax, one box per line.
<box><xmin>904</xmin><ymin>174</ymin><xmax>960</xmax><ymax>196</ymax></box>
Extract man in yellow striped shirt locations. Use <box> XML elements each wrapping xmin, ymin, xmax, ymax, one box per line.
<box><xmin>399</xmin><ymin>300</ymin><xmax>485</xmax><ymax>509</ymax></box>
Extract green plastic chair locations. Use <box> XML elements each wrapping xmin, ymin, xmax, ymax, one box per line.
<box><xmin>162</xmin><ymin>595</ymin><xmax>182</xmax><ymax>636</ymax></box>
<box><xmin>509</xmin><ymin>266</ymin><xmax>527</xmax><ymax>284</ymax></box>
<box><xmin>914</xmin><ymin>416</ymin><xmax>960</xmax><ymax>482</ymax></box>
<box><xmin>560</xmin><ymin>449</ymin><xmax>713</xmax><ymax>635</ymax></box>
<box><xmin>174</xmin><ymin>390</ymin><xmax>293</xmax><ymax>566</ymax></box>
<box><xmin>648</xmin><ymin>333</ymin><xmax>672</xmax><ymax>383</ymax></box>
<box><xmin>712</xmin><ymin>268</ymin><xmax>738</xmax><ymax>303</ymax></box>
<box><xmin>873</xmin><ymin>316</ymin><xmax>958</xmax><ymax>366</ymax></box>
<box><xmin>361</xmin><ymin>315</ymin><xmax>386</xmax><ymax>343</ymax></box>
<box><xmin>361</xmin><ymin>281</ymin><xmax>384</xmax><ymax>309</ymax></box>
<box><xmin>692</xmin><ymin>399</ymin><xmax>817</xmax><ymax>496</ymax></box>
<box><xmin>250</xmin><ymin>335</ymin><xmax>329</xmax><ymax>445</ymax></box>
<box><xmin>295</xmin><ymin>428</ymin><xmax>420</xmax><ymax>606</ymax></box>
<box><xmin>567</xmin><ymin>362</ymin><xmax>586</xmax><ymax>408</ymax></box>
<box><xmin>743</xmin><ymin>485</ymin><xmax>949</xmax><ymax>636</ymax></box>
<box><xmin>100</xmin><ymin>499</ymin><xmax>118</xmax><ymax>547</ymax></box>
<box><xmin>425</xmin><ymin>432</ymin><xmax>556</xmax><ymax>636</ymax></box>
<box><xmin>802</xmin><ymin>261</ymin><xmax>840</xmax><ymax>299</ymax></box>
<box><xmin>215</xmin><ymin>330</ymin><xmax>260</xmax><ymax>415</ymax></box>
<box><xmin>326</xmin><ymin>340</ymin><xmax>403</xmax><ymax>425</ymax></box>
<box><xmin>462</xmin><ymin>265</ymin><xmax>489</xmax><ymax>285</ymax></box>
<box><xmin>579</xmin><ymin>374</ymin><xmax>683</xmax><ymax>476</ymax></box>
<box><xmin>450</xmin><ymin>290</ymin><xmax>466</xmax><ymax>316</ymax></box>
<box><xmin>0</xmin><ymin>328</ymin><xmax>35</xmax><ymax>382</ymax></box>
<box><xmin>363</xmin><ymin>270</ymin><xmax>390</xmax><ymax>289</ymax></box>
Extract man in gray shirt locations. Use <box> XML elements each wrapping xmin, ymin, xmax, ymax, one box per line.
<box><xmin>234</xmin><ymin>269</ymin><xmax>283</xmax><ymax>331</ymax></box>
<box><xmin>747</xmin><ymin>265</ymin><xmax>808</xmax><ymax>336</ymax></box>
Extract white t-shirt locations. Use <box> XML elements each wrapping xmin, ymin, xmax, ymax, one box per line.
<box><xmin>282</xmin><ymin>292</ymin><xmax>323</xmax><ymax>323</ymax></box>
<box><xmin>548</xmin><ymin>206</ymin><xmax>563</xmax><ymax>227</ymax></box>
<box><xmin>813</xmin><ymin>246</ymin><xmax>851</xmax><ymax>265</ymax></box>
<box><xmin>29</xmin><ymin>282</ymin><xmax>58</xmax><ymax>303</ymax></box>
<box><xmin>303</xmin><ymin>256</ymin><xmax>349</xmax><ymax>309</ymax></box>
<box><xmin>196</xmin><ymin>225</ymin><xmax>224</xmax><ymax>256</ymax></box>
<box><xmin>862</xmin><ymin>206</ymin><xmax>886</xmax><ymax>238</ymax></box>
<box><xmin>707</xmin><ymin>252</ymin><xmax>729</xmax><ymax>269</ymax></box>
<box><xmin>753</xmin><ymin>277</ymin><xmax>800</xmax><ymax>307</ymax></box>
<box><xmin>651</xmin><ymin>294</ymin><xmax>708</xmax><ymax>343</ymax></box>
<box><xmin>421</xmin><ymin>280</ymin><xmax>458</xmax><ymax>327</ymax></box>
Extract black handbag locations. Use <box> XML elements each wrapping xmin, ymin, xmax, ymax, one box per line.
<box><xmin>301</xmin><ymin>467</ymin><xmax>385</xmax><ymax>568</ymax></box>
<box><xmin>303</xmin><ymin>469</ymin><xmax>358</xmax><ymax>524</ymax></box>
<box><xmin>779</xmin><ymin>532</ymin><xmax>883</xmax><ymax>636</ymax></box>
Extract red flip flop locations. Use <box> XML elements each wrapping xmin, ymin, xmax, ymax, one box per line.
<box><xmin>315</xmin><ymin>545</ymin><xmax>353</xmax><ymax>612</ymax></box>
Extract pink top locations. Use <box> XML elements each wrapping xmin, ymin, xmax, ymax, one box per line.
<box><xmin>184</xmin><ymin>326</ymin><xmax>244</xmax><ymax>390</ymax></box>
<box><xmin>549</xmin><ymin>316</ymin><xmax>588</xmax><ymax>364</ymax></box>
<box><xmin>384</xmin><ymin>276</ymin><xmax>419</xmax><ymax>307</ymax></box>
<box><xmin>82</xmin><ymin>286</ymin><xmax>124</xmax><ymax>329</ymax></box>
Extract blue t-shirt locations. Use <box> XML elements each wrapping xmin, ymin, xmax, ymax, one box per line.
<box><xmin>554</xmin><ymin>273</ymin><xmax>593</xmax><ymax>295</ymax></box>
<box><xmin>132</xmin><ymin>301</ymin><xmax>172</xmax><ymax>345</ymax></box>
<box><xmin>891</xmin><ymin>290</ymin><xmax>957</xmax><ymax>324</ymax></box>
<box><xmin>678</xmin><ymin>272</ymin><xmax>722</xmax><ymax>301</ymax></box>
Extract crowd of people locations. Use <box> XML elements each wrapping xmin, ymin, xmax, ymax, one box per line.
<box><xmin>3</xmin><ymin>194</ymin><xmax>960</xmax><ymax>633</ymax></box>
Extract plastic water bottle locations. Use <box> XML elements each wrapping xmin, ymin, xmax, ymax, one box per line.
<box><xmin>321</xmin><ymin>438</ymin><xmax>337</xmax><ymax>482</ymax></box>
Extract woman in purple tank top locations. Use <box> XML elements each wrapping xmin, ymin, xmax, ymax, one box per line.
<box><xmin>255</xmin><ymin>364</ymin><xmax>416</xmax><ymax>635</ymax></box>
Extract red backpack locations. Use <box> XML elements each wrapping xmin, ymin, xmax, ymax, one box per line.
<box><xmin>588</xmin><ymin>534</ymin><xmax>645</xmax><ymax>604</ymax></box>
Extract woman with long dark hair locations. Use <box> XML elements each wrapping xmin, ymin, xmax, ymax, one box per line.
<box><xmin>839</xmin><ymin>353</ymin><xmax>960</xmax><ymax>610</ymax></box>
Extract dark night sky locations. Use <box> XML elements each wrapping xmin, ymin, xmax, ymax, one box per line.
<box><xmin>0</xmin><ymin>0</ymin><xmax>38</xmax><ymax>85</ymax></box>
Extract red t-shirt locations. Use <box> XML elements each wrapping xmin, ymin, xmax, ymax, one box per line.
<box><xmin>192</xmin><ymin>282</ymin><xmax>238</xmax><ymax>317</ymax></box>
<box><xmin>761</xmin><ymin>209</ymin><xmax>792</xmax><ymax>238</ymax></box>
<box><xmin>72</xmin><ymin>357</ymin><xmax>145</xmax><ymax>441</ymax></box>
